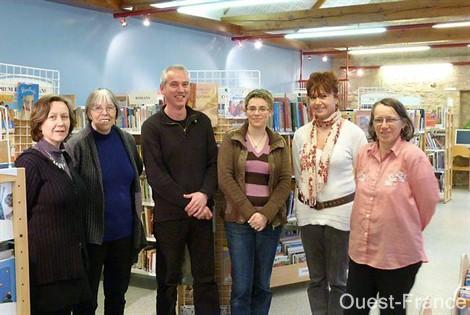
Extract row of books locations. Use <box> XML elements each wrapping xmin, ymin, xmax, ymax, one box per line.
<box><xmin>74</xmin><ymin>104</ymin><xmax>162</xmax><ymax>130</ymax></box>
<box><xmin>133</xmin><ymin>246</ymin><xmax>156</xmax><ymax>276</ymax></box>
<box><xmin>341</xmin><ymin>108</ymin><xmax>426</xmax><ymax>139</ymax></box>
<box><xmin>427</xmin><ymin>151</ymin><xmax>445</xmax><ymax>172</ymax></box>
<box><xmin>118</xmin><ymin>105</ymin><xmax>162</xmax><ymax>130</ymax></box>
<box><xmin>268</xmin><ymin>97</ymin><xmax>309</xmax><ymax>133</ymax></box>
<box><xmin>274</xmin><ymin>234</ymin><xmax>305</xmax><ymax>267</ymax></box>
<box><xmin>426</xmin><ymin>131</ymin><xmax>445</xmax><ymax>150</ymax></box>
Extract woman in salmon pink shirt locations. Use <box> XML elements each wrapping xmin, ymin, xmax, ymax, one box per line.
<box><xmin>344</xmin><ymin>98</ymin><xmax>440</xmax><ymax>314</ymax></box>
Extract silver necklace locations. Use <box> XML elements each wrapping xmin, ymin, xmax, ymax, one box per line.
<box><xmin>46</xmin><ymin>151</ymin><xmax>66</xmax><ymax>170</ymax></box>
<box><xmin>247</xmin><ymin>132</ymin><xmax>267</xmax><ymax>149</ymax></box>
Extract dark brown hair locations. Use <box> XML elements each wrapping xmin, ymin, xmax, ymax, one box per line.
<box><xmin>31</xmin><ymin>95</ymin><xmax>76</xmax><ymax>142</ymax></box>
<box><xmin>306</xmin><ymin>72</ymin><xmax>339</xmax><ymax>98</ymax></box>
<box><xmin>368</xmin><ymin>97</ymin><xmax>415</xmax><ymax>142</ymax></box>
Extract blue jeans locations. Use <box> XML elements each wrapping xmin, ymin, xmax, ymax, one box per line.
<box><xmin>300</xmin><ymin>224</ymin><xmax>349</xmax><ymax>315</ymax></box>
<box><xmin>225</xmin><ymin>222</ymin><xmax>281</xmax><ymax>315</ymax></box>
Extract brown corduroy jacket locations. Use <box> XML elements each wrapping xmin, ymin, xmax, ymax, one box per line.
<box><xmin>217</xmin><ymin>123</ymin><xmax>292</xmax><ymax>227</ymax></box>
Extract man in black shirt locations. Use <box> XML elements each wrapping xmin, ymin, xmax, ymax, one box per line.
<box><xmin>141</xmin><ymin>64</ymin><xmax>219</xmax><ymax>315</ymax></box>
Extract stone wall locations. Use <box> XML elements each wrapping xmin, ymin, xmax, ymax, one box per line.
<box><xmin>331</xmin><ymin>50</ymin><xmax>470</xmax><ymax>129</ymax></box>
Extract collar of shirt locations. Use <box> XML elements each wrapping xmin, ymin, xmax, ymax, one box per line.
<box><xmin>367</xmin><ymin>138</ymin><xmax>406</xmax><ymax>161</ymax></box>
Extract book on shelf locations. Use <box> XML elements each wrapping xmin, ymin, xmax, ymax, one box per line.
<box><xmin>133</xmin><ymin>246</ymin><xmax>156</xmax><ymax>275</ymax></box>
<box><xmin>220</xmin><ymin>87</ymin><xmax>251</xmax><ymax>120</ymax></box>
<box><xmin>0</xmin><ymin>107</ymin><xmax>14</xmax><ymax>130</ymax></box>
<box><xmin>141</xmin><ymin>207</ymin><xmax>153</xmax><ymax>238</ymax></box>
<box><xmin>188</xmin><ymin>83</ymin><xmax>219</xmax><ymax>127</ymax></box>
<box><xmin>353</xmin><ymin>109</ymin><xmax>371</xmax><ymax>138</ymax></box>
<box><xmin>0</xmin><ymin>256</ymin><xmax>16</xmax><ymax>304</ymax></box>
<box><xmin>16</xmin><ymin>83</ymin><xmax>39</xmax><ymax>112</ymax></box>
<box><xmin>0</xmin><ymin>182</ymin><xmax>13</xmax><ymax>242</ymax></box>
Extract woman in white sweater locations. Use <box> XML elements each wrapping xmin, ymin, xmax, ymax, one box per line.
<box><xmin>292</xmin><ymin>72</ymin><xmax>367</xmax><ymax>314</ymax></box>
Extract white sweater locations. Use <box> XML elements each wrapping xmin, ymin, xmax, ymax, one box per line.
<box><xmin>292</xmin><ymin>119</ymin><xmax>367</xmax><ymax>231</ymax></box>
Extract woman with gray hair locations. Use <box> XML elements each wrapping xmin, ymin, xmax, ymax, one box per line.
<box><xmin>66</xmin><ymin>88</ymin><xmax>145</xmax><ymax>315</ymax></box>
<box><xmin>218</xmin><ymin>88</ymin><xmax>292</xmax><ymax>315</ymax></box>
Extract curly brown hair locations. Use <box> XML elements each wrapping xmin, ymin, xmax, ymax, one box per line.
<box><xmin>31</xmin><ymin>95</ymin><xmax>76</xmax><ymax>142</ymax></box>
<box><xmin>306</xmin><ymin>72</ymin><xmax>339</xmax><ymax>98</ymax></box>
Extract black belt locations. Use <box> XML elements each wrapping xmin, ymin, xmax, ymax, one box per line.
<box><xmin>298</xmin><ymin>192</ymin><xmax>355</xmax><ymax>210</ymax></box>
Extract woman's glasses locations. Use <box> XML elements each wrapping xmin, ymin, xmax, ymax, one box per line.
<box><xmin>373</xmin><ymin>117</ymin><xmax>401</xmax><ymax>125</ymax></box>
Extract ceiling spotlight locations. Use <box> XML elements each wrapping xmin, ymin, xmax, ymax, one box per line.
<box><xmin>322</xmin><ymin>55</ymin><xmax>328</xmax><ymax>62</ymax></box>
<box><xmin>307</xmin><ymin>56</ymin><xmax>312</xmax><ymax>61</ymax></box>
<box><xmin>143</xmin><ymin>16</ymin><xmax>151</xmax><ymax>27</ymax></box>
<box><xmin>254</xmin><ymin>40</ymin><xmax>263</xmax><ymax>49</ymax></box>
<box><xmin>122</xmin><ymin>6</ymin><xmax>134</xmax><ymax>11</ymax></box>
<box><xmin>119</xmin><ymin>18</ymin><xmax>127</xmax><ymax>27</ymax></box>
<box><xmin>237</xmin><ymin>40</ymin><xmax>243</xmax><ymax>48</ymax></box>
<box><xmin>357</xmin><ymin>68</ymin><xmax>364</xmax><ymax>76</ymax></box>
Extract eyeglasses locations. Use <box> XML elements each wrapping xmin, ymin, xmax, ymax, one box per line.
<box><xmin>91</xmin><ymin>105</ymin><xmax>116</xmax><ymax>113</ymax></box>
<box><xmin>246</xmin><ymin>106</ymin><xmax>269</xmax><ymax>113</ymax></box>
<box><xmin>373</xmin><ymin>117</ymin><xmax>401</xmax><ymax>125</ymax></box>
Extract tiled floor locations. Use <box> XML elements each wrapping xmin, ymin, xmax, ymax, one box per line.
<box><xmin>98</xmin><ymin>189</ymin><xmax>470</xmax><ymax>315</ymax></box>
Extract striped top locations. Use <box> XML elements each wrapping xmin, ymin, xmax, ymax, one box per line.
<box><xmin>245</xmin><ymin>137</ymin><xmax>270</xmax><ymax>208</ymax></box>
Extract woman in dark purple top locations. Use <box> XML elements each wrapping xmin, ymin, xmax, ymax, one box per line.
<box><xmin>15</xmin><ymin>95</ymin><xmax>91</xmax><ymax>314</ymax></box>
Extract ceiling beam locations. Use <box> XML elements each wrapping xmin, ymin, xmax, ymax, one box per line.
<box><xmin>222</xmin><ymin>0</ymin><xmax>470</xmax><ymax>33</ymax></box>
<box><xmin>46</xmin><ymin>0</ymin><xmax>122</xmax><ymax>11</ymax></box>
<box><xmin>312</xmin><ymin>0</ymin><xmax>326</xmax><ymax>9</ymax></box>
<box><xmin>145</xmin><ymin>12</ymin><xmax>242</xmax><ymax>36</ymax></box>
<box><xmin>304</xmin><ymin>27</ymin><xmax>470</xmax><ymax>50</ymax></box>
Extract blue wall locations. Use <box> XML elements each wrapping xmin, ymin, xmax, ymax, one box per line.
<box><xmin>0</xmin><ymin>0</ymin><xmax>330</xmax><ymax>105</ymax></box>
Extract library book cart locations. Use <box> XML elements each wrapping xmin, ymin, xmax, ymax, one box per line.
<box><xmin>0</xmin><ymin>167</ymin><xmax>30</xmax><ymax>315</ymax></box>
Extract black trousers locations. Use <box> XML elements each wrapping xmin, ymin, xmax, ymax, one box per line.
<box><xmin>343</xmin><ymin>259</ymin><xmax>421</xmax><ymax>315</ymax></box>
<box><xmin>154</xmin><ymin>218</ymin><xmax>220</xmax><ymax>315</ymax></box>
<box><xmin>74</xmin><ymin>236</ymin><xmax>133</xmax><ymax>315</ymax></box>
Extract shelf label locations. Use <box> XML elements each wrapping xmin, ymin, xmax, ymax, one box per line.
<box><xmin>298</xmin><ymin>266</ymin><xmax>309</xmax><ymax>278</ymax></box>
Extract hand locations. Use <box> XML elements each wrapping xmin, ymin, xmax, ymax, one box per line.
<box><xmin>194</xmin><ymin>206</ymin><xmax>213</xmax><ymax>220</ymax></box>
<box><xmin>183</xmin><ymin>192</ymin><xmax>208</xmax><ymax>216</ymax></box>
<box><xmin>248</xmin><ymin>213</ymin><xmax>268</xmax><ymax>232</ymax></box>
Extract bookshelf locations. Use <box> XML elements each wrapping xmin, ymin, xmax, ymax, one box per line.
<box><xmin>425</xmin><ymin>110</ymin><xmax>453</xmax><ymax>202</ymax></box>
<box><xmin>452</xmin><ymin>254</ymin><xmax>470</xmax><ymax>314</ymax></box>
<box><xmin>0</xmin><ymin>168</ymin><xmax>30</xmax><ymax>315</ymax></box>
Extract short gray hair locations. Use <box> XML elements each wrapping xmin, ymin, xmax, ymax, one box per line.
<box><xmin>160</xmin><ymin>64</ymin><xmax>189</xmax><ymax>86</ymax></box>
<box><xmin>85</xmin><ymin>88</ymin><xmax>120</xmax><ymax>122</ymax></box>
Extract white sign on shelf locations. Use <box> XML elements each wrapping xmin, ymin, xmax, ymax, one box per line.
<box><xmin>298</xmin><ymin>266</ymin><xmax>309</xmax><ymax>278</ymax></box>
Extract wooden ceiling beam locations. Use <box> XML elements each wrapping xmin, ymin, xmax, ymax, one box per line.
<box><xmin>46</xmin><ymin>0</ymin><xmax>122</xmax><ymax>11</ymax></box>
<box><xmin>312</xmin><ymin>0</ymin><xmax>326</xmax><ymax>9</ymax></box>
<box><xmin>303</xmin><ymin>27</ymin><xmax>470</xmax><ymax>50</ymax></box>
<box><xmin>222</xmin><ymin>0</ymin><xmax>470</xmax><ymax>33</ymax></box>
<box><xmin>146</xmin><ymin>12</ymin><xmax>242</xmax><ymax>36</ymax></box>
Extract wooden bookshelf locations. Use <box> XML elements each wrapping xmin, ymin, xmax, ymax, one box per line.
<box><xmin>0</xmin><ymin>168</ymin><xmax>30</xmax><ymax>315</ymax></box>
<box><xmin>424</xmin><ymin>110</ymin><xmax>453</xmax><ymax>202</ymax></box>
<box><xmin>270</xmin><ymin>262</ymin><xmax>309</xmax><ymax>288</ymax></box>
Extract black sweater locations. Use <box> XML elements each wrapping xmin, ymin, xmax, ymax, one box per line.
<box><xmin>15</xmin><ymin>148</ymin><xmax>87</xmax><ymax>285</ymax></box>
<box><xmin>141</xmin><ymin>106</ymin><xmax>218</xmax><ymax>222</ymax></box>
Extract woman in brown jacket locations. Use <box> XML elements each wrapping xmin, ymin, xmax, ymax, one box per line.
<box><xmin>218</xmin><ymin>88</ymin><xmax>291</xmax><ymax>315</ymax></box>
